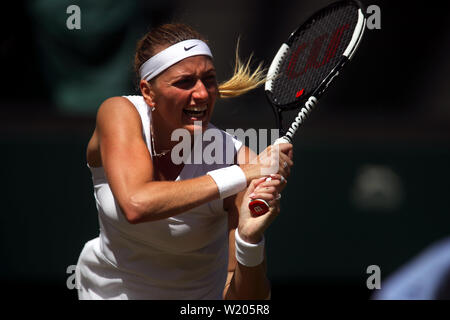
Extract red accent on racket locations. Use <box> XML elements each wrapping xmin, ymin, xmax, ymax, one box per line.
<box><xmin>296</xmin><ymin>88</ymin><xmax>305</xmax><ymax>98</ymax></box>
<box><xmin>249</xmin><ymin>199</ymin><xmax>270</xmax><ymax>217</ymax></box>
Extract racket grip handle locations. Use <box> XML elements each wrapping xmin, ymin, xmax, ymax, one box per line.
<box><xmin>249</xmin><ymin>177</ymin><xmax>272</xmax><ymax>216</ymax></box>
<box><xmin>248</xmin><ymin>136</ymin><xmax>289</xmax><ymax>216</ymax></box>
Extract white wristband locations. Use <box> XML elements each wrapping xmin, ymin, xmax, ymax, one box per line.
<box><xmin>234</xmin><ymin>229</ymin><xmax>265</xmax><ymax>267</ymax></box>
<box><xmin>207</xmin><ymin>165</ymin><xmax>247</xmax><ymax>199</ymax></box>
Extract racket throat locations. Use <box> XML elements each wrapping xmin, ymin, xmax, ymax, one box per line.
<box><xmin>266</xmin><ymin>93</ymin><xmax>288</xmax><ymax>139</ymax></box>
<box><xmin>286</xmin><ymin>95</ymin><xmax>318</xmax><ymax>142</ymax></box>
<box><xmin>275</xmin><ymin>107</ymin><xmax>285</xmax><ymax>135</ymax></box>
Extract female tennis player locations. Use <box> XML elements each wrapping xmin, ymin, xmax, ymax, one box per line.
<box><xmin>76</xmin><ymin>23</ymin><xmax>293</xmax><ymax>300</ymax></box>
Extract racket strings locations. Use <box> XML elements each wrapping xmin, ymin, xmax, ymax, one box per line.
<box><xmin>270</xmin><ymin>4</ymin><xmax>359</xmax><ymax>107</ymax></box>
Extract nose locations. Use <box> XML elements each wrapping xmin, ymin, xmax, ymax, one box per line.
<box><xmin>191</xmin><ymin>79</ymin><xmax>209</xmax><ymax>102</ymax></box>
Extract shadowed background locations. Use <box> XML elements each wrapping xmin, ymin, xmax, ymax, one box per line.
<box><xmin>1</xmin><ymin>0</ymin><xmax>449</xmax><ymax>300</ymax></box>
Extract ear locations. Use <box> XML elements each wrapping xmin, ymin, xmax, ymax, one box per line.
<box><xmin>140</xmin><ymin>79</ymin><xmax>156</xmax><ymax>108</ymax></box>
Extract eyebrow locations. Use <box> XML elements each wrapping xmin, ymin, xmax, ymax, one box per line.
<box><xmin>171</xmin><ymin>68</ymin><xmax>216</xmax><ymax>81</ymax></box>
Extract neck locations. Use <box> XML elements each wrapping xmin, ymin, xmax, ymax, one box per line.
<box><xmin>150</xmin><ymin>113</ymin><xmax>204</xmax><ymax>157</ymax></box>
<box><xmin>151</xmin><ymin>113</ymin><xmax>193</xmax><ymax>158</ymax></box>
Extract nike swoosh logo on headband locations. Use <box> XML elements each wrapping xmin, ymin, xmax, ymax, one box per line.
<box><xmin>184</xmin><ymin>45</ymin><xmax>197</xmax><ymax>51</ymax></box>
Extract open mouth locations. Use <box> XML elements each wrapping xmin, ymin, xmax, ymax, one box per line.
<box><xmin>183</xmin><ymin>106</ymin><xmax>208</xmax><ymax>119</ymax></box>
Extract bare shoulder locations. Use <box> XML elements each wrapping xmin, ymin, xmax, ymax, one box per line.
<box><xmin>96</xmin><ymin>96</ymin><xmax>143</xmax><ymax>135</ymax></box>
<box><xmin>87</xmin><ymin>97</ymin><xmax>140</xmax><ymax>166</ymax></box>
<box><xmin>97</xmin><ymin>96</ymin><xmax>139</xmax><ymax>122</ymax></box>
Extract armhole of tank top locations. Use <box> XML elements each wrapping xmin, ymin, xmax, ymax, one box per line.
<box><xmin>122</xmin><ymin>95</ymin><xmax>153</xmax><ymax>157</ymax></box>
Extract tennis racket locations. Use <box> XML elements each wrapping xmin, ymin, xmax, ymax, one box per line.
<box><xmin>249</xmin><ymin>0</ymin><xmax>367</xmax><ymax>216</ymax></box>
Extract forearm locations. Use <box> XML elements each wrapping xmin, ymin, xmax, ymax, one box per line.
<box><xmin>223</xmin><ymin>220</ymin><xmax>271</xmax><ymax>300</ymax></box>
<box><xmin>127</xmin><ymin>175</ymin><xmax>219</xmax><ymax>223</ymax></box>
<box><xmin>225</xmin><ymin>259</ymin><xmax>271</xmax><ymax>300</ymax></box>
<box><xmin>223</xmin><ymin>176</ymin><xmax>284</xmax><ymax>300</ymax></box>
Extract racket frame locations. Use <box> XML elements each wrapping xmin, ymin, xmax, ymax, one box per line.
<box><xmin>249</xmin><ymin>0</ymin><xmax>366</xmax><ymax>216</ymax></box>
<box><xmin>265</xmin><ymin>0</ymin><xmax>366</xmax><ymax>140</ymax></box>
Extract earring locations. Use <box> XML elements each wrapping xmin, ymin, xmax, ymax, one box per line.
<box><xmin>151</xmin><ymin>106</ymin><xmax>155</xmax><ymax>111</ymax></box>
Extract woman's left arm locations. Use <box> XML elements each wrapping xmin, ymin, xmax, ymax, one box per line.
<box><xmin>223</xmin><ymin>146</ymin><xmax>289</xmax><ymax>299</ymax></box>
<box><xmin>223</xmin><ymin>191</ymin><xmax>269</xmax><ymax>299</ymax></box>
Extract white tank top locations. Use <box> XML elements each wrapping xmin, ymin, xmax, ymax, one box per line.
<box><xmin>76</xmin><ymin>95</ymin><xmax>243</xmax><ymax>299</ymax></box>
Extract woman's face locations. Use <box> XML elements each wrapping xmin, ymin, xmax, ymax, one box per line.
<box><xmin>148</xmin><ymin>55</ymin><xmax>218</xmax><ymax>135</ymax></box>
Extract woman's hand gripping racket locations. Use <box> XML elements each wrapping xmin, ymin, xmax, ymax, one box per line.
<box><xmin>249</xmin><ymin>0</ymin><xmax>367</xmax><ymax>216</ymax></box>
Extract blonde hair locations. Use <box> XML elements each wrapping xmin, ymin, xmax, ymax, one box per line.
<box><xmin>218</xmin><ymin>40</ymin><xmax>267</xmax><ymax>98</ymax></box>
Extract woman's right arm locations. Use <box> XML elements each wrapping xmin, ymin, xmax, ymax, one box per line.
<box><xmin>96</xmin><ymin>96</ymin><xmax>222</xmax><ymax>224</ymax></box>
<box><xmin>96</xmin><ymin>97</ymin><xmax>293</xmax><ymax>224</ymax></box>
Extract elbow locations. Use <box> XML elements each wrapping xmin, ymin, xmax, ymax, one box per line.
<box><xmin>122</xmin><ymin>206</ymin><xmax>142</xmax><ymax>225</ymax></box>
<box><xmin>123</xmin><ymin>210</ymin><xmax>142</xmax><ymax>225</ymax></box>
<box><xmin>122</xmin><ymin>195</ymin><xmax>152</xmax><ymax>224</ymax></box>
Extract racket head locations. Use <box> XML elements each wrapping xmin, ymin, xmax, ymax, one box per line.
<box><xmin>265</xmin><ymin>0</ymin><xmax>366</xmax><ymax>110</ymax></box>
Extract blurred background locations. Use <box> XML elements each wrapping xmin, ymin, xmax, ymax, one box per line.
<box><xmin>1</xmin><ymin>0</ymin><xmax>449</xmax><ymax>300</ymax></box>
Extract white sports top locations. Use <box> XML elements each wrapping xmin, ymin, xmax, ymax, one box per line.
<box><xmin>76</xmin><ymin>95</ymin><xmax>243</xmax><ymax>300</ymax></box>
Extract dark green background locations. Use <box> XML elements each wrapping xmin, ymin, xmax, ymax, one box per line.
<box><xmin>1</xmin><ymin>0</ymin><xmax>450</xmax><ymax>300</ymax></box>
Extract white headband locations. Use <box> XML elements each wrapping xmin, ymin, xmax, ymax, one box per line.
<box><xmin>139</xmin><ymin>39</ymin><xmax>213</xmax><ymax>81</ymax></box>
